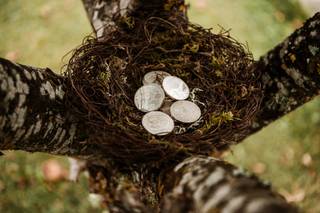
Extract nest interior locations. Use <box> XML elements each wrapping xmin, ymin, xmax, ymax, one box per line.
<box><xmin>65</xmin><ymin>17</ymin><xmax>263</xmax><ymax>165</ymax></box>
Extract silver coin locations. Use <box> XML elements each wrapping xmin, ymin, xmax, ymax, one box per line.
<box><xmin>162</xmin><ymin>76</ymin><xmax>190</xmax><ymax>100</ymax></box>
<box><xmin>143</xmin><ymin>71</ymin><xmax>171</xmax><ymax>85</ymax></box>
<box><xmin>142</xmin><ymin>111</ymin><xmax>174</xmax><ymax>136</ymax></box>
<box><xmin>170</xmin><ymin>100</ymin><xmax>201</xmax><ymax>123</ymax></box>
<box><xmin>134</xmin><ymin>84</ymin><xmax>165</xmax><ymax>112</ymax></box>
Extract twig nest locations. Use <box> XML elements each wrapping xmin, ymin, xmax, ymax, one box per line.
<box><xmin>65</xmin><ymin>18</ymin><xmax>263</xmax><ymax>164</ymax></box>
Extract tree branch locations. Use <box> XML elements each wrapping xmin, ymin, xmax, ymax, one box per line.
<box><xmin>81</xmin><ymin>0</ymin><xmax>187</xmax><ymax>38</ymax></box>
<box><xmin>81</xmin><ymin>0</ymin><xmax>128</xmax><ymax>37</ymax></box>
<box><xmin>0</xmin><ymin>58</ymin><xmax>99</xmax><ymax>158</ymax></box>
<box><xmin>251</xmin><ymin>12</ymin><xmax>320</xmax><ymax>133</ymax></box>
<box><xmin>160</xmin><ymin>156</ymin><xmax>297</xmax><ymax>213</ymax></box>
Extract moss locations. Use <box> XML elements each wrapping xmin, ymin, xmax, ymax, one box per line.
<box><xmin>183</xmin><ymin>43</ymin><xmax>200</xmax><ymax>53</ymax></box>
<box><xmin>289</xmin><ymin>53</ymin><xmax>296</xmax><ymax>63</ymax></box>
<box><xmin>121</xmin><ymin>16</ymin><xmax>135</xmax><ymax>29</ymax></box>
<box><xmin>204</xmin><ymin>111</ymin><xmax>235</xmax><ymax>130</ymax></box>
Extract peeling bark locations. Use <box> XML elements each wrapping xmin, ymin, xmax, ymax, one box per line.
<box><xmin>251</xmin><ymin>12</ymin><xmax>320</xmax><ymax>132</ymax></box>
<box><xmin>0</xmin><ymin>58</ymin><xmax>99</xmax><ymax>157</ymax></box>
<box><xmin>160</xmin><ymin>156</ymin><xmax>298</xmax><ymax>213</ymax></box>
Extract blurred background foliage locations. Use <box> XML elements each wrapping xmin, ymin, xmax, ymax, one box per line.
<box><xmin>0</xmin><ymin>0</ymin><xmax>319</xmax><ymax>212</ymax></box>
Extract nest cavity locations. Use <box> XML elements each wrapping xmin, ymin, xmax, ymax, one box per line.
<box><xmin>65</xmin><ymin>17</ymin><xmax>262</xmax><ymax>165</ymax></box>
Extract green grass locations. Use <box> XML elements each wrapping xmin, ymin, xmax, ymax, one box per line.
<box><xmin>0</xmin><ymin>152</ymin><xmax>97</xmax><ymax>213</ymax></box>
<box><xmin>0</xmin><ymin>0</ymin><xmax>319</xmax><ymax>212</ymax></box>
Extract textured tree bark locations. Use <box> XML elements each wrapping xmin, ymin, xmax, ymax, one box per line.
<box><xmin>87</xmin><ymin>163</ymin><xmax>155</xmax><ymax>212</ymax></box>
<box><xmin>81</xmin><ymin>0</ymin><xmax>130</xmax><ymax>38</ymax></box>
<box><xmin>251</xmin><ymin>12</ymin><xmax>320</xmax><ymax>133</ymax></box>
<box><xmin>81</xmin><ymin>0</ymin><xmax>187</xmax><ymax>38</ymax></box>
<box><xmin>0</xmin><ymin>58</ymin><xmax>148</xmax><ymax>211</ymax></box>
<box><xmin>160</xmin><ymin>156</ymin><xmax>298</xmax><ymax>213</ymax></box>
<box><xmin>0</xmin><ymin>58</ymin><xmax>100</xmax><ymax>158</ymax></box>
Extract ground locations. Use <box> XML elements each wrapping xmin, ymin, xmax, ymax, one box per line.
<box><xmin>0</xmin><ymin>0</ymin><xmax>319</xmax><ymax>212</ymax></box>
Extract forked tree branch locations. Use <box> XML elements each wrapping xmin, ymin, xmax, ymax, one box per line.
<box><xmin>2</xmin><ymin>2</ymin><xmax>316</xmax><ymax>212</ymax></box>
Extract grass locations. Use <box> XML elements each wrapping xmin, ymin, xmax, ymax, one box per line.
<box><xmin>0</xmin><ymin>0</ymin><xmax>319</xmax><ymax>212</ymax></box>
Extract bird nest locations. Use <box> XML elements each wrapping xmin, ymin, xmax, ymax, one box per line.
<box><xmin>65</xmin><ymin>17</ymin><xmax>262</xmax><ymax>165</ymax></box>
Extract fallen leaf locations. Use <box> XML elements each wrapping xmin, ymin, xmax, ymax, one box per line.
<box><xmin>274</xmin><ymin>11</ymin><xmax>286</xmax><ymax>22</ymax></box>
<box><xmin>251</xmin><ymin>162</ymin><xmax>267</xmax><ymax>175</ymax></box>
<box><xmin>291</xmin><ymin>18</ymin><xmax>303</xmax><ymax>29</ymax></box>
<box><xmin>301</xmin><ymin>153</ymin><xmax>313</xmax><ymax>167</ymax></box>
<box><xmin>195</xmin><ymin>0</ymin><xmax>208</xmax><ymax>9</ymax></box>
<box><xmin>281</xmin><ymin>188</ymin><xmax>305</xmax><ymax>203</ymax></box>
<box><xmin>40</xmin><ymin>4</ymin><xmax>53</xmax><ymax>19</ymax></box>
<box><xmin>5</xmin><ymin>51</ymin><xmax>19</xmax><ymax>62</ymax></box>
<box><xmin>42</xmin><ymin>159</ymin><xmax>68</xmax><ymax>182</ymax></box>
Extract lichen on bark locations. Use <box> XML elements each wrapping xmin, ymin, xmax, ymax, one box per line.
<box><xmin>0</xmin><ymin>58</ymin><xmax>99</xmax><ymax>157</ymax></box>
<box><xmin>251</xmin><ymin>12</ymin><xmax>320</xmax><ymax>132</ymax></box>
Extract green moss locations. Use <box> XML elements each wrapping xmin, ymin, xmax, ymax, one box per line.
<box><xmin>183</xmin><ymin>43</ymin><xmax>200</xmax><ymax>53</ymax></box>
<box><xmin>211</xmin><ymin>55</ymin><xmax>223</xmax><ymax>69</ymax></box>
<box><xmin>205</xmin><ymin>111</ymin><xmax>235</xmax><ymax>130</ymax></box>
<box><xmin>121</xmin><ymin>16</ymin><xmax>135</xmax><ymax>29</ymax></box>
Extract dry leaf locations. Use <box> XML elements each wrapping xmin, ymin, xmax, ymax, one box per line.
<box><xmin>195</xmin><ymin>0</ymin><xmax>208</xmax><ymax>9</ymax></box>
<box><xmin>274</xmin><ymin>11</ymin><xmax>286</xmax><ymax>22</ymax></box>
<box><xmin>5</xmin><ymin>51</ymin><xmax>19</xmax><ymax>62</ymax></box>
<box><xmin>281</xmin><ymin>188</ymin><xmax>306</xmax><ymax>203</ymax></box>
<box><xmin>291</xmin><ymin>18</ymin><xmax>303</xmax><ymax>29</ymax></box>
<box><xmin>40</xmin><ymin>4</ymin><xmax>53</xmax><ymax>19</ymax></box>
<box><xmin>251</xmin><ymin>162</ymin><xmax>267</xmax><ymax>175</ymax></box>
<box><xmin>301</xmin><ymin>153</ymin><xmax>313</xmax><ymax>167</ymax></box>
<box><xmin>42</xmin><ymin>159</ymin><xmax>67</xmax><ymax>182</ymax></box>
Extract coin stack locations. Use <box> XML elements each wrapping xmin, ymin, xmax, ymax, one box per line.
<box><xmin>134</xmin><ymin>71</ymin><xmax>202</xmax><ymax>136</ymax></box>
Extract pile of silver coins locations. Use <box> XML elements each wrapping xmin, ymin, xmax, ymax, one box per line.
<box><xmin>134</xmin><ymin>71</ymin><xmax>202</xmax><ymax>136</ymax></box>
